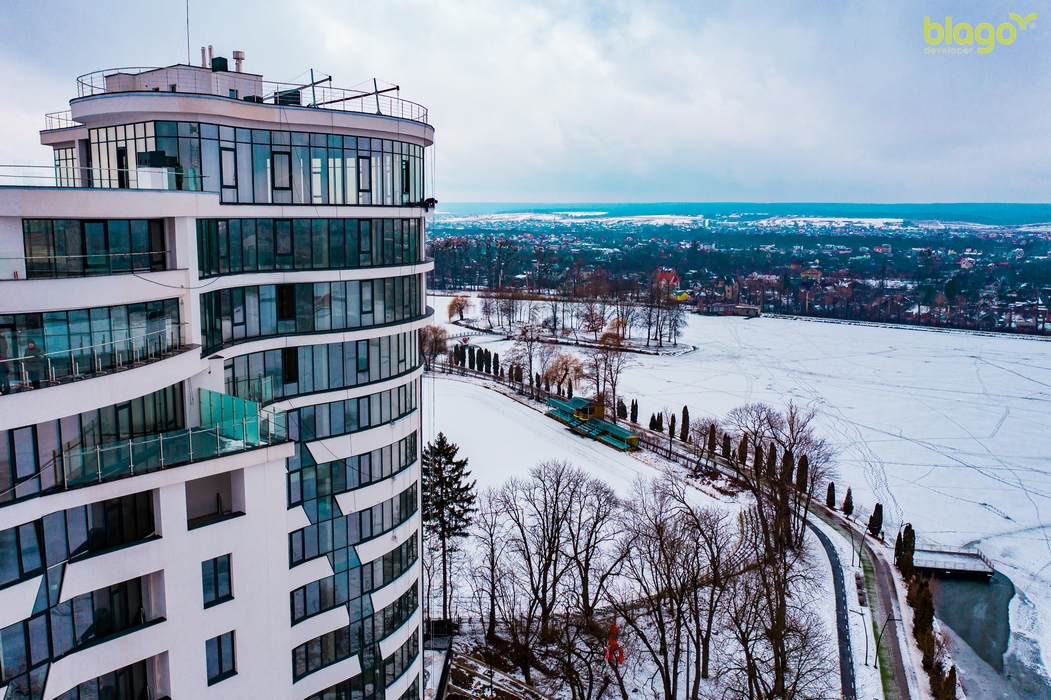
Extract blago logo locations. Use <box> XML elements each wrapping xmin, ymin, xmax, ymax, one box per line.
<box><xmin>923</xmin><ymin>13</ymin><xmax>1037</xmax><ymax>54</ymax></box>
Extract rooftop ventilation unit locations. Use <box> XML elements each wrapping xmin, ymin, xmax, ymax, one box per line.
<box><xmin>211</xmin><ymin>56</ymin><xmax>228</xmax><ymax>72</ymax></box>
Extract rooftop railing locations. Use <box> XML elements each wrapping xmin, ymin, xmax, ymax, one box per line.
<box><xmin>1</xmin><ymin>325</ymin><xmax>191</xmax><ymax>393</ymax></box>
<box><xmin>75</xmin><ymin>66</ymin><xmax>429</xmax><ymax>124</ymax></box>
<box><xmin>44</xmin><ymin>110</ymin><xmax>76</xmax><ymax>131</ymax></box>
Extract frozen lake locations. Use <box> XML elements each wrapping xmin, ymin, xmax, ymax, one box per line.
<box><xmin>431</xmin><ymin>302</ymin><xmax>1051</xmax><ymax>685</ymax></box>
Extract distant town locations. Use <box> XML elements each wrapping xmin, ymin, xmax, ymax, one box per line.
<box><xmin>430</xmin><ymin>211</ymin><xmax>1051</xmax><ymax>334</ymax></box>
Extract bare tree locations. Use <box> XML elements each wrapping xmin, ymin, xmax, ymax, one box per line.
<box><xmin>480</xmin><ymin>294</ymin><xmax>496</xmax><ymax>329</ymax></box>
<box><xmin>613</xmin><ymin>476</ymin><xmax>691</xmax><ymax>700</ymax></box>
<box><xmin>601</xmin><ymin>333</ymin><xmax>635</xmax><ymax>424</ymax></box>
<box><xmin>448</xmin><ymin>293</ymin><xmax>471</xmax><ymax>321</ymax></box>
<box><xmin>547</xmin><ymin>351</ymin><xmax>584</xmax><ymax>396</ymax></box>
<box><xmin>419</xmin><ymin>324</ymin><xmax>448</xmax><ymax>370</ymax></box>
<box><xmin>472</xmin><ymin>487</ymin><xmax>507</xmax><ymax>642</ymax></box>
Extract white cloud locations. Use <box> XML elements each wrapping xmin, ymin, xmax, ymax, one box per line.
<box><xmin>2</xmin><ymin>0</ymin><xmax>1049</xmax><ymax>201</ymax></box>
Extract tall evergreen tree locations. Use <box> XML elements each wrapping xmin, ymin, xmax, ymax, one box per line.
<box><xmin>868</xmin><ymin>502</ymin><xmax>884</xmax><ymax>538</ymax></box>
<box><xmin>737</xmin><ymin>436</ymin><xmax>748</xmax><ymax>465</ymax></box>
<box><xmin>617</xmin><ymin>399</ymin><xmax>627</xmax><ymax>420</ymax></box>
<box><xmin>422</xmin><ymin>432</ymin><xmax>478</xmax><ymax>621</ymax></box>
<box><xmin>843</xmin><ymin>487</ymin><xmax>854</xmax><ymax>516</ymax></box>
<box><xmin>469</xmin><ymin>346</ymin><xmax>476</xmax><ymax>370</ymax></box>
<box><xmin>680</xmin><ymin>406</ymin><xmax>690</xmax><ymax>442</ymax></box>
<box><xmin>900</xmin><ymin>523</ymin><xmax>916</xmax><ymax>580</ymax></box>
<box><xmin>656</xmin><ymin>412</ymin><xmax>664</xmax><ymax>432</ymax></box>
<box><xmin>944</xmin><ymin>665</ymin><xmax>958</xmax><ymax>700</ymax></box>
<box><xmin>630</xmin><ymin>400</ymin><xmax>638</xmax><ymax>423</ymax></box>
<box><xmin>795</xmin><ymin>454</ymin><xmax>809</xmax><ymax>492</ymax></box>
<box><xmin>825</xmin><ymin>481</ymin><xmax>836</xmax><ymax>509</ymax></box>
<box><xmin>766</xmin><ymin>443</ymin><xmax>777</xmax><ymax>478</ymax></box>
<box><xmin>722</xmin><ymin>432</ymin><xmax>731</xmax><ymax>459</ymax></box>
<box><xmin>493</xmin><ymin>352</ymin><xmax>500</xmax><ymax>376</ymax></box>
<box><xmin>781</xmin><ymin>450</ymin><xmax>795</xmax><ymax>484</ymax></box>
<box><xmin>649</xmin><ymin>413</ymin><xmax>657</xmax><ymax>430</ymax></box>
<box><xmin>754</xmin><ymin>442</ymin><xmax>764</xmax><ymax>475</ymax></box>
<box><xmin>669</xmin><ymin>414</ymin><xmax>677</xmax><ymax>441</ymax></box>
<box><xmin>707</xmin><ymin>424</ymin><xmax>717</xmax><ymax>455</ymax></box>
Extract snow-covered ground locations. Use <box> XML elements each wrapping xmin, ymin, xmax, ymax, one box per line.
<box><xmin>429</xmin><ymin>295</ymin><xmax>1051</xmax><ymax>686</ymax></box>
<box><xmin>612</xmin><ymin>314</ymin><xmax>1051</xmax><ymax>686</ymax></box>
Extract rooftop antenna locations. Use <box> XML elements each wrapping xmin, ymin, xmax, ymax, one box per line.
<box><xmin>185</xmin><ymin>0</ymin><xmax>191</xmax><ymax>65</ymax></box>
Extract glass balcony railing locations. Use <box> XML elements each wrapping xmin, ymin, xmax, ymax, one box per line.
<box><xmin>62</xmin><ymin>410</ymin><xmax>287</xmax><ymax>488</ymax></box>
<box><xmin>1</xmin><ymin>325</ymin><xmax>190</xmax><ymax>393</ymax></box>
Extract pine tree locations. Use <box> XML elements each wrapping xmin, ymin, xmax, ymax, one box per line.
<box><xmin>493</xmin><ymin>353</ymin><xmax>500</xmax><ymax>376</ymax></box>
<box><xmin>422</xmin><ymin>432</ymin><xmax>478</xmax><ymax>621</ymax></box>
<box><xmin>781</xmin><ymin>450</ymin><xmax>794</xmax><ymax>484</ymax></box>
<box><xmin>795</xmin><ymin>454</ymin><xmax>809</xmax><ymax>492</ymax></box>
<box><xmin>826</xmin><ymin>481</ymin><xmax>836</xmax><ymax>509</ymax></box>
<box><xmin>754</xmin><ymin>442</ymin><xmax>764</xmax><ymax>475</ymax></box>
<box><xmin>868</xmin><ymin>502</ymin><xmax>884</xmax><ymax>538</ymax></box>
<box><xmin>766</xmin><ymin>443</ymin><xmax>777</xmax><ymax>478</ymax></box>
<box><xmin>656</xmin><ymin>412</ymin><xmax>664</xmax><ymax>432</ymax></box>
<box><xmin>680</xmin><ymin>406</ymin><xmax>690</xmax><ymax>442</ymax></box>
<box><xmin>649</xmin><ymin>414</ymin><xmax>657</xmax><ymax>430</ymax></box>
<box><xmin>944</xmin><ymin>664</ymin><xmax>958</xmax><ymax>700</ymax></box>
<box><xmin>469</xmin><ymin>346</ymin><xmax>476</xmax><ymax>370</ymax></box>
<box><xmin>900</xmin><ymin>523</ymin><xmax>916</xmax><ymax>580</ymax></box>
<box><xmin>707</xmin><ymin>424</ymin><xmax>717</xmax><ymax>455</ymax></box>
<box><xmin>722</xmin><ymin>433</ymin><xmax>731</xmax><ymax>459</ymax></box>
<box><xmin>669</xmin><ymin>414</ymin><xmax>677</xmax><ymax>441</ymax></box>
<box><xmin>894</xmin><ymin>531</ymin><xmax>904</xmax><ymax>565</ymax></box>
<box><xmin>843</xmin><ymin>487</ymin><xmax>854</xmax><ymax>516</ymax></box>
<box><xmin>617</xmin><ymin>399</ymin><xmax>627</xmax><ymax>420</ymax></box>
<box><xmin>737</xmin><ymin>436</ymin><xmax>748</xmax><ymax>465</ymax></box>
<box><xmin>630</xmin><ymin>400</ymin><xmax>638</xmax><ymax>423</ymax></box>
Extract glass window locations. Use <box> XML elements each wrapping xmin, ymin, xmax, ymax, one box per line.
<box><xmin>202</xmin><ymin>554</ymin><xmax>233</xmax><ymax>607</ymax></box>
<box><xmin>206</xmin><ymin>631</ymin><xmax>237</xmax><ymax>684</ymax></box>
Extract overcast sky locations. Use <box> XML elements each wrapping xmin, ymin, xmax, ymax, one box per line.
<box><xmin>1</xmin><ymin>0</ymin><xmax>1049</xmax><ymax>203</ymax></box>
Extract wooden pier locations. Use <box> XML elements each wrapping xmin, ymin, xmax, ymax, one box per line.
<box><xmin>913</xmin><ymin>545</ymin><xmax>995</xmax><ymax>580</ymax></box>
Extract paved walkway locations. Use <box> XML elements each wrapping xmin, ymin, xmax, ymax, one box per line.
<box><xmin>809</xmin><ymin>522</ymin><xmax>857</xmax><ymax>700</ymax></box>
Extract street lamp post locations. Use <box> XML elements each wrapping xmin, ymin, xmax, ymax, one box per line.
<box><xmin>848</xmin><ymin>609</ymin><xmax>869</xmax><ymax>666</ymax></box>
<box><xmin>874</xmin><ymin>614</ymin><xmax>901</xmax><ymax>670</ymax></box>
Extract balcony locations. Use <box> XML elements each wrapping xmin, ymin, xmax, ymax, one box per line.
<box><xmin>62</xmin><ymin>408</ymin><xmax>287</xmax><ymax>489</ymax></box>
<box><xmin>74</xmin><ymin>65</ymin><xmax>429</xmax><ymax>124</ymax></box>
<box><xmin>1</xmin><ymin>325</ymin><xmax>191</xmax><ymax>393</ymax></box>
<box><xmin>0</xmin><ymin>163</ymin><xmax>211</xmax><ymax>191</ymax></box>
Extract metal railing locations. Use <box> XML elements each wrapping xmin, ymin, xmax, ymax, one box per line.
<box><xmin>75</xmin><ymin>66</ymin><xmax>429</xmax><ymax>124</ymax></box>
<box><xmin>62</xmin><ymin>410</ymin><xmax>287</xmax><ymax>488</ymax></box>
<box><xmin>0</xmin><ymin>163</ymin><xmax>210</xmax><ymax>191</ymax></box>
<box><xmin>7</xmin><ymin>250</ymin><xmax>168</xmax><ymax>279</ymax></box>
<box><xmin>44</xmin><ymin>110</ymin><xmax>76</xmax><ymax>130</ymax></box>
<box><xmin>2</xmin><ymin>325</ymin><xmax>190</xmax><ymax>392</ymax></box>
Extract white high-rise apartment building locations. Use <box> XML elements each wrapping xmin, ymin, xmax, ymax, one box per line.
<box><xmin>0</xmin><ymin>55</ymin><xmax>433</xmax><ymax>700</ymax></box>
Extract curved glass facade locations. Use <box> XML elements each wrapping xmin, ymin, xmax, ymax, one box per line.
<box><xmin>199</xmin><ymin>275</ymin><xmax>423</xmax><ymax>354</ymax></box>
<box><xmin>89</xmin><ymin>122</ymin><xmax>425</xmax><ymax>206</ymax></box>
<box><xmin>196</xmin><ymin>218</ymin><xmax>423</xmax><ymax>278</ymax></box>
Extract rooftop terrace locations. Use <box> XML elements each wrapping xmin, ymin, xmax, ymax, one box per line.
<box><xmin>46</xmin><ymin>63</ymin><xmax>428</xmax><ymax>128</ymax></box>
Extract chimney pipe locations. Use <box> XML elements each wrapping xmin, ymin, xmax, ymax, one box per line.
<box><xmin>233</xmin><ymin>51</ymin><xmax>245</xmax><ymax>73</ymax></box>
<box><xmin>201</xmin><ymin>47</ymin><xmax>207</xmax><ymax>67</ymax></box>
<box><xmin>208</xmin><ymin>45</ymin><xmax>214</xmax><ymax>64</ymax></box>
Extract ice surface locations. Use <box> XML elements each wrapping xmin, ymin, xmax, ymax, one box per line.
<box><xmin>428</xmin><ymin>297</ymin><xmax>1051</xmax><ymax>682</ymax></box>
<box><xmin>612</xmin><ymin>314</ymin><xmax>1051</xmax><ymax>682</ymax></box>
